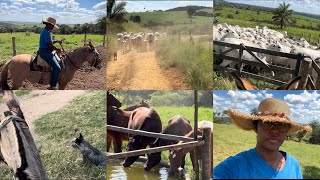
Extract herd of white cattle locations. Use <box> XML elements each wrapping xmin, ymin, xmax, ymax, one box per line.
<box><xmin>213</xmin><ymin>23</ymin><xmax>320</xmax><ymax>80</ymax></box>
<box><xmin>116</xmin><ymin>32</ymin><xmax>167</xmax><ymax>54</ymax></box>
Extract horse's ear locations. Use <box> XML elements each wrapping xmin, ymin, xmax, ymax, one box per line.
<box><xmin>88</xmin><ymin>40</ymin><xmax>94</xmax><ymax>51</ymax></box>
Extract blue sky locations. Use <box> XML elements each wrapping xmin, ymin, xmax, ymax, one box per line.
<box><xmin>0</xmin><ymin>0</ymin><xmax>106</xmax><ymax>24</ymax></box>
<box><xmin>225</xmin><ymin>0</ymin><xmax>320</xmax><ymax>15</ymax></box>
<box><xmin>213</xmin><ymin>90</ymin><xmax>320</xmax><ymax>125</ymax></box>
<box><xmin>122</xmin><ymin>1</ymin><xmax>213</xmax><ymax>12</ymax></box>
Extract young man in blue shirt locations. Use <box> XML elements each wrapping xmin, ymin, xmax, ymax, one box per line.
<box><xmin>214</xmin><ymin>98</ymin><xmax>313</xmax><ymax>179</ymax></box>
<box><xmin>39</xmin><ymin>17</ymin><xmax>62</xmax><ymax>90</ymax></box>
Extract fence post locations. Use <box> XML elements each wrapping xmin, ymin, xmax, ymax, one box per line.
<box><xmin>103</xmin><ymin>34</ymin><xmax>106</xmax><ymax>47</ymax></box>
<box><xmin>52</xmin><ymin>35</ymin><xmax>55</xmax><ymax>41</ymax></box>
<box><xmin>12</xmin><ymin>37</ymin><xmax>16</xmax><ymax>56</ymax></box>
<box><xmin>297</xmin><ymin>54</ymin><xmax>312</xmax><ymax>89</ymax></box>
<box><xmin>309</xmin><ymin>33</ymin><xmax>311</xmax><ymax>44</ymax></box>
<box><xmin>194</xmin><ymin>90</ymin><xmax>199</xmax><ymax>180</ymax></box>
<box><xmin>315</xmin><ymin>73</ymin><xmax>320</xmax><ymax>89</ymax></box>
<box><xmin>238</xmin><ymin>44</ymin><xmax>244</xmax><ymax>74</ymax></box>
<box><xmin>84</xmin><ymin>34</ymin><xmax>87</xmax><ymax>46</ymax></box>
<box><xmin>201</xmin><ymin>127</ymin><xmax>212</xmax><ymax>180</ymax></box>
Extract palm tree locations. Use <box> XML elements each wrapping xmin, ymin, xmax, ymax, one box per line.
<box><xmin>107</xmin><ymin>0</ymin><xmax>127</xmax><ymax>23</ymax></box>
<box><xmin>272</xmin><ymin>2</ymin><xmax>294</xmax><ymax>29</ymax></box>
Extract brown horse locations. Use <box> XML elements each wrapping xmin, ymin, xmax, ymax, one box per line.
<box><xmin>0</xmin><ymin>90</ymin><xmax>48</xmax><ymax>179</ymax></box>
<box><xmin>123</xmin><ymin>107</ymin><xmax>162</xmax><ymax>167</ymax></box>
<box><xmin>107</xmin><ymin>96</ymin><xmax>149</xmax><ymax>153</ymax></box>
<box><xmin>1</xmin><ymin>42</ymin><xmax>102</xmax><ymax>90</ymax></box>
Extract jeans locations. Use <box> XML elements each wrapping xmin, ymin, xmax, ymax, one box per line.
<box><xmin>39</xmin><ymin>49</ymin><xmax>61</xmax><ymax>87</ymax></box>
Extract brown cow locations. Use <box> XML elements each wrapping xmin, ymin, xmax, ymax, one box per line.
<box><xmin>107</xmin><ymin>100</ymin><xmax>149</xmax><ymax>153</ymax></box>
<box><xmin>168</xmin><ymin>121</ymin><xmax>213</xmax><ymax>176</ymax></box>
<box><xmin>123</xmin><ymin>107</ymin><xmax>162</xmax><ymax>167</ymax></box>
<box><xmin>144</xmin><ymin>115</ymin><xmax>193</xmax><ymax>171</ymax></box>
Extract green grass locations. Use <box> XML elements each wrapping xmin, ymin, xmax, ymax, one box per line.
<box><xmin>125</xmin><ymin>9</ymin><xmax>212</xmax><ymax>35</ymax></box>
<box><xmin>0</xmin><ymin>91</ymin><xmax>106</xmax><ymax>179</ymax></box>
<box><xmin>214</xmin><ymin>123</ymin><xmax>320</xmax><ymax>179</ymax></box>
<box><xmin>0</xmin><ymin>32</ymin><xmax>105</xmax><ymax>64</ymax></box>
<box><xmin>34</xmin><ymin>91</ymin><xmax>106</xmax><ymax>180</ymax></box>
<box><xmin>156</xmin><ymin>37</ymin><xmax>213</xmax><ymax>89</ymax></box>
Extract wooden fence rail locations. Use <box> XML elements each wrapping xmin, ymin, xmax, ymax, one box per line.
<box><xmin>213</xmin><ymin>40</ymin><xmax>320</xmax><ymax>89</ymax></box>
<box><xmin>106</xmin><ymin>125</ymin><xmax>212</xmax><ymax>179</ymax></box>
<box><xmin>107</xmin><ymin>125</ymin><xmax>194</xmax><ymax>142</ymax></box>
<box><xmin>11</xmin><ymin>34</ymin><xmax>106</xmax><ymax>56</ymax></box>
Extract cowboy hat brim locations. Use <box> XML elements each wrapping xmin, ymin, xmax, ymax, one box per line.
<box><xmin>227</xmin><ymin>108</ymin><xmax>312</xmax><ymax>134</ymax></box>
<box><xmin>42</xmin><ymin>18</ymin><xmax>59</xmax><ymax>29</ymax></box>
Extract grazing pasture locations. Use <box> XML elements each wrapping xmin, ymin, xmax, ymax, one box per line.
<box><xmin>0</xmin><ymin>32</ymin><xmax>105</xmax><ymax>64</ymax></box>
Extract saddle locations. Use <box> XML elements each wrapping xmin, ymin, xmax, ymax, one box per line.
<box><xmin>30</xmin><ymin>50</ymin><xmax>64</xmax><ymax>72</ymax></box>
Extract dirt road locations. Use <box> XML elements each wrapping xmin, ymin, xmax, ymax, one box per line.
<box><xmin>0</xmin><ymin>90</ymin><xmax>86</xmax><ymax>140</ymax></box>
<box><xmin>106</xmin><ymin>50</ymin><xmax>189</xmax><ymax>90</ymax></box>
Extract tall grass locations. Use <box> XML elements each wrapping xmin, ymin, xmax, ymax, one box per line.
<box><xmin>0</xmin><ymin>32</ymin><xmax>105</xmax><ymax>64</ymax></box>
<box><xmin>156</xmin><ymin>37</ymin><xmax>213</xmax><ymax>89</ymax></box>
<box><xmin>214</xmin><ymin>123</ymin><xmax>320</xmax><ymax>179</ymax></box>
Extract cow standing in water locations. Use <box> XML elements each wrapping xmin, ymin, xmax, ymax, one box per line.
<box><xmin>144</xmin><ymin>115</ymin><xmax>193</xmax><ymax>171</ymax></box>
<box><xmin>169</xmin><ymin>121</ymin><xmax>213</xmax><ymax>176</ymax></box>
<box><xmin>122</xmin><ymin>107</ymin><xmax>162</xmax><ymax>167</ymax></box>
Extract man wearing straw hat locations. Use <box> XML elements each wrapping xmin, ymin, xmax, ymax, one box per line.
<box><xmin>39</xmin><ymin>17</ymin><xmax>62</xmax><ymax>90</ymax></box>
<box><xmin>214</xmin><ymin>98</ymin><xmax>312</xmax><ymax>179</ymax></box>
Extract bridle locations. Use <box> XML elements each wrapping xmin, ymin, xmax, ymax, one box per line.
<box><xmin>67</xmin><ymin>47</ymin><xmax>100</xmax><ymax>69</ymax></box>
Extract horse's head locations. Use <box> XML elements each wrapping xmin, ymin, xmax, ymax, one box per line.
<box><xmin>85</xmin><ymin>41</ymin><xmax>102</xmax><ymax>69</ymax></box>
<box><xmin>107</xmin><ymin>91</ymin><xmax>121</xmax><ymax>108</ymax></box>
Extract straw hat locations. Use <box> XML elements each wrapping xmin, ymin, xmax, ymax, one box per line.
<box><xmin>227</xmin><ymin>98</ymin><xmax>312</xmax><ymax>134</ymax></box>
<box><xmin>42</xmin><ymin>17</ymin><xmax>59</xmax><ymax>29</ymax></box>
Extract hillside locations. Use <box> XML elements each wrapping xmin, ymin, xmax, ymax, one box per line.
<box><xmin>215</xmin><ymin>0</ymin><xmax>320</xmax><ymax>19</ymax></box>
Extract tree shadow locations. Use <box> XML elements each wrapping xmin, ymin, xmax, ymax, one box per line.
<box><xmin>303</xmin><ymin>166</ymin><xmax>320</xmax><ymax>179</ymax></box>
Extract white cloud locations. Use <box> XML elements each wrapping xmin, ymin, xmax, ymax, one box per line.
<box><xmin>11</xmin><ymin>0</ymin><xmax>34</xmax><ymax>5</ymax></box>
<box><xmin>284</xmin><ymin>90</ymin><xmax>320</xmax><ymax>104</ymax></box>
<box><xmin>227</xmin><ymin>90</ymin><xmax>257</xmax><ymax>101</ymax></box>
<box><xmin>93</xmin><ymin>1</ymin><xmax>105</xmax><ymax>10</ymax></box>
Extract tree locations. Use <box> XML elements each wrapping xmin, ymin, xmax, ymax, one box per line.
<box><xmin>107</xmin><ymin>0</ymin><xmax>127</xmax><ymax>23</ymax></box>
<box><xmin>187</xmin><ymin>8</ymin><xmax>196</xmax><ymax>18</ymax></box>
<box><xmin>272</xmin><ymin>2</ymin><xmax>294</xmax><ymax>29</ymax></box>
<box><xmin>96</xmin><ymin>16</ymin><xmax>106</xmax><ymax>34</ymax></box>
<box><xmin>250</xmin><ymin>108</ymin><xmax>257</xmax><ymax>115</ymax></box>
<box><xmin>308</xmin><ymin>120</ymin><xmax>320</xmax><ymax>145</ymax></box>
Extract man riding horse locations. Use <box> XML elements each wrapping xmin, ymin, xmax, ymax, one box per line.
<box><xmin>39</xmin><ymin>17</ymin><xmax>63</xmax><ymax>90</ymax></box>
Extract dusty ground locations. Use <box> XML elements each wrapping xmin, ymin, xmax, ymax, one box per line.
<box><xmin>106</xmin><ymin>49</ymin><xmax>190</xmax><ymax>90</ymax></box>
<box><xmin>0</xmin><ymin>46</ymin><xmax>106</xmax><ymax>90</ymax></box>
<box><xmin>0</xmin><ymin>90</ymin><xmax>86</xmax><ymax>140</ymax></box>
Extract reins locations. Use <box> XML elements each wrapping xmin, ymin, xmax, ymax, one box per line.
<box><xmin>0</xmin><ymin>114</ymin><xmax>28</xmax><ymax>133</ymax></box>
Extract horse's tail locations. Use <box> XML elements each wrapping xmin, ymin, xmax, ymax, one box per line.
<box><xmin>1</xmin><ymin>60</ymin><xmax>11</xmax><ymax>90</ymax></box>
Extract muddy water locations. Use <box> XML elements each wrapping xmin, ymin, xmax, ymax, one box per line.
<box><xmin>107</xmin><ymin>160</ymin><xmax>191</xmax><ymax>180</ymax></box>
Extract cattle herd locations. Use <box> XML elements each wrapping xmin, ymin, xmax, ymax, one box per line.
<box><xmin>116</xmin><ymin>31</ymin><xmax>167</xmax><ymax>54</ymax></box>
<box><xmin>214</xmin><ymin>23</ymin><xmax>320</xmax><ymax>80</ymax></box>
<box><xmin>107</xmin><ymin>92</ymin><xmax>213</xmax><ymax>176</ymax></box>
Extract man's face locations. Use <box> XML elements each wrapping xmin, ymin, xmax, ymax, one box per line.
<box><xmin>255</xmin><ymin>121</ymin><xmax>290</xmax><ymax>151</ymax></box>
<box><xmin>47</xmin><ymin>24</ymin><xmax>54</xmax><ymax>31</ymax></box>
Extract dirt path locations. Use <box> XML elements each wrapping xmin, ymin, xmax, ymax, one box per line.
<box><xmin>106</xmin><ymin>50</ymin><xmax>189</xmax><ymax>90</ymax></box>
<box><xmin>0</xmin><ymin>90</ymin><xmax>86</xmax><ymax>140</ymax></box>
